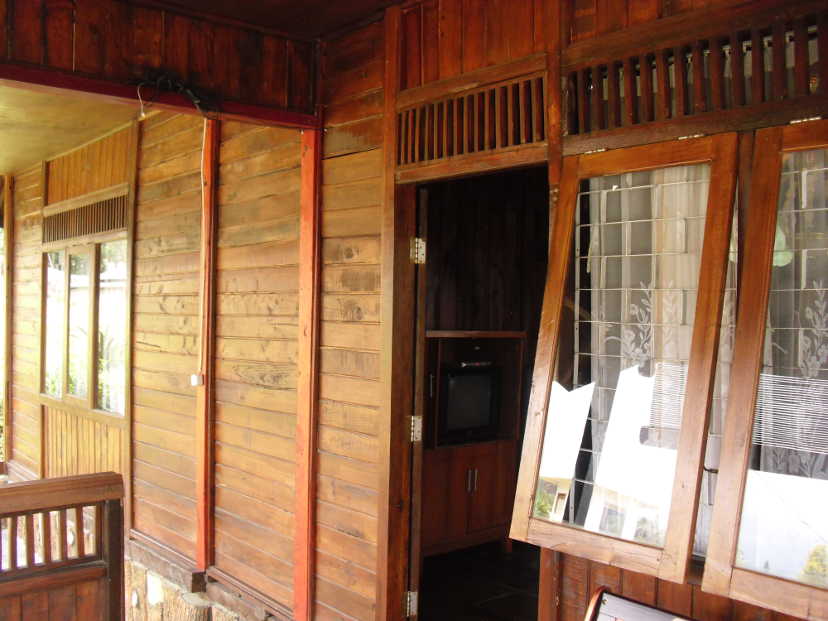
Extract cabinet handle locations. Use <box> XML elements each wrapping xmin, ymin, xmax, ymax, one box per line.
<box><xmin>466</xmin><ymin>469</ymin><xmax>472</xmax><ymax>493</ymax></box>
<box><xmin>473</xmin><ymin>468</ymin><xmax>479</xmax><ymax>492</ymax></box>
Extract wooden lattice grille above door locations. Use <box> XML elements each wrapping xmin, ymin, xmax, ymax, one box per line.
<box><xmin>42</xmin><ymin>184</ymin><xmax>129</xmax><ymax>244</ymax></box>
<box><xmin>397</xmin><ymin>71</ymin><xmax>547</xmax><ymax>168</ymax></box>
<box><xmin>563</xmin><ymin>5</ymin><xmax>827</xmax><ymax>142</ymax></box>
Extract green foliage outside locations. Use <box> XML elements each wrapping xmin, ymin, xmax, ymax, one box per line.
<box><xmin>800</xmin><ymin>544</ymin><xmax>828</xmax><ymax>588</ymax></box>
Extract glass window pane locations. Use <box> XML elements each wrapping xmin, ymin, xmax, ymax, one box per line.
<box><xmin>736</xmin><ymin>148</ymin><xmax>828</xmax><ymax>587</ymax></box>
<box><xmin>96</xmin><ymin>241</ymin><xmax>127</xmax><ymax>414</ymax></box>
<box><xmin>68</xmin><ymin>253</ymin><xmax>90</xmax><ymax>398</ymax></box>
<box><xmin>44</xmin><ymin>252</ymin><xmax>65</xmax><ymax>397</ymax></box>
<box><xmin>533</xmin><ymin>163</ymin><xmax>732</xmax><ymax>550</ymax></box>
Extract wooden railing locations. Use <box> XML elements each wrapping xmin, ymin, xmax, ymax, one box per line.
<box><xmin>0</xmin><ymin>473</ymin><xmax>124</xmax><ymax>621</ymax></box>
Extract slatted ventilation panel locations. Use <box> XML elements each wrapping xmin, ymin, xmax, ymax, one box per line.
<box><xmin>566</xmin><ymin>12</ymin><xmax>827</xmax><ymax>136</ymax></box>
<box><xmin>397</xmin><ymin>72</ymin><xmax>547</xmax><ymax>167</ymax></box>
<box><xmin>43</xmin><ymin>192</ymin><xmax>128</xmax><ymax>244</ymax></box>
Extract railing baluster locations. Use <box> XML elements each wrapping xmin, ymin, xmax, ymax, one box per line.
<box><xmin>75</xmin><ymin>507</ymin><xmax>85</xmax><ymax>558</ymax></box>
<box><xmin>25</xmin><ymin>514</ymin><xmax>34</xmax><ymax>568</ymax></box>
<box><xmin>771</xmin><ymin>21</ymin><xmax>787</xmax><ymax>101</ymax></box>
<box><xmin>751</xmin><ymin>28</ymin><xmax>765</xmax><ymax>105</ymax></box>
<box><xmin>793</xmin><ymin>18</ymin><xmax>809</xmax><ymax>97</ymax></box>
<box><xmin>414</xmin><ymin>106</ymin><xmax>422</xmax><ymax>163</ymax></box>
<box><xmin>442</xmin><ymin>99</ymin><xmax>449</xmax><ymax>157</ymax></box>
<box><xmin>655</xmin><ymin>51</ymin><xmax>670</xmax><ymax>121</ymax></box>
<box><xmin>820</xmin><ymin>14</ymin><xmax>828</xmax><ymax>96</ymax></box>
<box><xmin>591</xmin><ymin>65</ymin><xmax>604</xmax><ymax>131</ymax></box>
<box><xmin>532</xmin><ymin>78</ymin><xmax>542</xmax><ymax>140</ymax></box>
<box><xmin>731</xmin><ymin>32</ymin><xmax>746</xmax><ymax>107</ymax></box>
<box><xmin>42</xmin><ymin>511</ymin><xmax>51</xmax><ymax>565</ymax></box>
<box><xmin>59</xmin><ymin>508</ymin><xmax>68</xmax><ymax>560</ymax></box>
<box><xmin>709</xmin><ymin>38</ymin><xmax>725</xmax><ymax>110</ymax></box>
<box><xmin>640</xmin><ymin>55</ymin><xmax>654</xmax><ymax>123</ymax></box>
<box><xmin>622</xmin><ymin>58</ymin><xmax>636</xmax><ymax>125</ymax></box>
<box><xmin>607</xmin><ymin>62</ymin><xmax>620</xmax><ymax>128</ymax></box>
<box><xmin>674</xmin><ymin>46</ymin><xmax>688</xmax><ymax>116</ymax></box>
<box><xmin>519</xmin><ymin>80</ymin><xmax>527</xmax><ymax>144</ymax></box>
<box><xmin>9</xmin><ymin>515</ymin><xmax>18</xmax><ymax>570</ymax></box>
<box><xmin>692</xmin><ymin>42</ymin><xmax>706</xmax><ymax>113</ymax></box>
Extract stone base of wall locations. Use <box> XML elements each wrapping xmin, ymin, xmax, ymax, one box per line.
<box><xmin>125</xmin><ymin>558</ymin><xmax>261</xmax><ymax>621</ymax></box>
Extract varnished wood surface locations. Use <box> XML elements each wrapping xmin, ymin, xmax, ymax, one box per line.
<box><xmin>0</xmin><ymin>0</ymin><xmax>315</xmax><ymax>114</ymax></box>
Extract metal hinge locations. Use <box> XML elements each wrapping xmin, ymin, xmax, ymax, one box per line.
<box><xmin>410</xmin><ymin>416</ymin><xmax>423</xmax><ymax>443</ymax></box>
<box><xmin>410</xmin><ymin>237</ymin><xmax>426</xmax><ymax>264</ymax></box>
<box><xmin>405</xmin><ymin>591</ymin><xmax>419</xmax><ymax>617</ymax></box>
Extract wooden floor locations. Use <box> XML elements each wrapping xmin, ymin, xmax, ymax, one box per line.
<box><xmin>420</xmin><ymin>542</ymin><xmax>539</xmax><ymax>621</ymax></box>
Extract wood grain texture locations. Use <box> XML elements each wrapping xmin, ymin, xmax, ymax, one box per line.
<box><xmin>293</xmin><ymin>126</ymin><xmax>322</xmax><ymax>621</ymax></box>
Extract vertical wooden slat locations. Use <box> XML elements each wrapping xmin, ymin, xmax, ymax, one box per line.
<box><xmin>793</xmin><ymin>19</ymin><xmax>809</xmax><ymax>97</ymax></box>
<box><xmin>675</xmin><ymin>46</ymin><xmax>689</xmax><ymax>116</ymax></box>
<box><xmin>462</xmin><ymin>94</ymin><xmax>469</xmax><ymax>153</ymax></box>
<box><xmin>710</xmin><ymin>38</ymin><xmax>725</xmax><ymax>110</ymax></box>
<box><xmin>453</xmin><ymin>96</ymin><xmax>461</xmax><ymax>155</ymax></box>
<box><xmin>41</xmin><ymin>511</ymin><xmax>50</xmax><ymax>565</ymax></box>
<box><xmin>751</xmin><ymin>29</ymin><xmax>766</xmax><ymax>105</ymax></box>
<box><xmin>293</xmin><ymin>126</ymin><xmax>321</xmax><ymax>621</ymax></box>
<box><xmin>74</xmin><ymin>506</ymin><xmax>84</xmax><ymax>558</ymax></box>
<box><xmin>195</xmin><ymin>118</ymin><xmax>219</xmax><ymax>572</ymax></box>
<box><xmin>101</xmin><ymin>499</ymin><xmax>123</xmax><ymax>621</ymax></box>
<box><xmin>442</xmin><ymin>99</ymin><xmax>449</xmax><ymax>156</ymax></box>
<box><xmin>731</xmin><ymin>32</ymin><xmax>746</xmax><ymax>107</ymax></box>
<box><xmin>591</xmin><ymin>65</ymin><xmax>603</xmax><ymax>131</ymax></box>
<box><xmin>472</xmin><ymin>93</ymin><xmax>479</xmax><ymax>152</ymax></box>
<box><xmin>415</xmin><ymin>106</ymin><xmax>423</xmax><ymax>162</ymax></box>
<box><xmin>771</xmin><ymin>21</ymin><xmax>787</xmax><ymax>101</ymax></box>
<box><xmin>623</xmin><ymin>57</ymin><xmax>635</xmax><ymax>125</ymax></box>
<box><xmin>577</xmin><ymin>68</ymin><xmax>589</xmax><ymax>132</ymax></box>
<box><xmin>820</xmin><ymin>13</ymin><xmax>828</xmax><ymax>97</ymax></box>
<box><xmin>9</xmin><ymin>516</ymin><xmax>17</xmax><ymax>569</ymax></box>
<box><xmin>434</xmin><ymin>99</ymin><xmax>441</xmax><ymax>157</ymax></box>
<box><xmin>692</xmin><ymin>42</ymin><xmax>706</xmax><ymax>113</ymax></box>
<box><xmin>652</xmin><ymin>52</ymin><xmax>669</xmax><ymax>121</ymax></box>
<box><xmin>24</xmin><ymin>514</ymin><xmax>33</xmax><ymax>568</ymax></box>
<box><xmin>531</xmin><ymin>78</ymin><xmax>542</xmax><ymax>141</ymax></box>
<box><xmin>771</xmin><ymin>21</ymin><xmax>788</xmax><ymax>101</ymax></box>
<box><xmin>506</xmin><ymin>85</ymin><xmax>515</xmax><ymax>147</ymax></box>
<box><xmin>518</xmin><ymin>80</ymin><xmax>527</xmax><ymax>143</ymax></box>
<box><xmin>640</xmin><ymin>55</ymin><xmax>653</xmax><ymax>122</ymax></box>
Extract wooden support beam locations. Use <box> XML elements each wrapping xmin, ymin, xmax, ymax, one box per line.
<box><xmin>293</xmin><ymin>126</ymin><xmax>322</xmax><ymax>621</ymax></box>
<box><xmin>195</xmin><ymin>118</ymin><xmax>220</xmax><ymax>572</ymax></box>
<box><xmin>2</xmin><ymin>175</ymin><xmax>13</xmax><ymax>464</ymax></box>
<box><xmin>0</xmin><ymin>62</ymin><xmax>319</xmax><ymax>129</ymax></box>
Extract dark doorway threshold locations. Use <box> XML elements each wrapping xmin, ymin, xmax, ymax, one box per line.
<box><xmin>419</xmin><ymin>542</ymin><xmax>539</xmax><ymax>621</ymax></box>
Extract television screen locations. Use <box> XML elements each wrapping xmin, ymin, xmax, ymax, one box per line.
<box><xmin>438</xmin><ymin>365</ymin><xmax>500</xmax><ymax>444</ymax></box>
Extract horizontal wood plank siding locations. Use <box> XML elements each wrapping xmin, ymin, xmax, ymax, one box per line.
<box><xmin>10</xmin><ymin>164</ymin><xmax>43</xmax><ymax>479</ymax></box>
<box><xmin>212</xmin><ymin>120</ymin><xmax>302</xmax><ymax>609</ymax></box>
<box><xmin>314</xmin><ymin>21</ymin><xmax>385</xmax><ymax>621</ymax></box>
<box><xmin>132</xmin><ymin>111</ymin><xmax>202</xmax><ymax>561</ymax></box>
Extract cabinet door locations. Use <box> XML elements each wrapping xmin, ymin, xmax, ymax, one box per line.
<box><xmin>421</xmin><ymin>449</ymin><xmax>468</xmax><ymax>549</ymax></box>
<box><xmin>467</xmin><ymin>443</ymin><xmax>502</xmax><ymax>534</ymax></box>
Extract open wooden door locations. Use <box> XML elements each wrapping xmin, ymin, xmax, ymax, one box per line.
<box><xmin>407</xmin><ymin>187</ymin><xmax>428</xmax><ymax>620</ymax></box>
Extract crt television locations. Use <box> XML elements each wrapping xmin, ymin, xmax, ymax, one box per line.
<box><xmin>437</xmin><ymin>363</ymin><xmax>500</xmax><ymax>445</ymax></box>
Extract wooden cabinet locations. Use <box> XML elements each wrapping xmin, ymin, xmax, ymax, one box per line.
<box><xmin>421</xmin><ymin>440</ymin><xmax>515</xmax><ymax>556</ymax></box>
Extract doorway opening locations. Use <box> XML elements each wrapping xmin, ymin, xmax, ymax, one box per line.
<box><xmin>409</xmin><ymin>166</ymin><xmax>550</xmax><ymax>620</ymax></box>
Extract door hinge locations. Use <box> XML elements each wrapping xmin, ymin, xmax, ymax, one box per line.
<box><xmin>410</xmin><ymin>237</ymin><xmax>426</xmax><ymax>264</ymax></box>
<box><xmin>410</xmin><ymin>415</ymin><xmax>423</xmax><ymax>443</ymax></box>
<box><xmin>405</xmin><ymin>591</ymin><xmax>419</xmax><ymax>617</ymax></box>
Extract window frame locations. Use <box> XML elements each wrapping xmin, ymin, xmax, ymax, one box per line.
<box><xmin>510</xmin><ymin>134</ymin><xmax>739</xmax><ymax>583</ymax></box>
<box><xmin>701</xmin><ymin>121</ymin><xmax>828</xmax><ymax>618</ymax></box>
<box><xmin>40</xmin><ymin>230</ymin><xmax>127</xmax><ymax>417</ymax></box>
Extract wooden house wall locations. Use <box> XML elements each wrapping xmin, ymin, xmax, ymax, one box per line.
<box><xmin>46</xmin><ymin>127</ymin><xmax>134</xmax><ymax>205</ymax></box>
<box><xmin>313</xmin><ymin>20</ymin><xmax>386</xmax><ymax>621</ymax></box>
<box><xmin>0</xmin><ymin>0</ymin><xmax>314</xmax><ymax>113</ymax></box>
<box><xmin>132</xmin><ymin>111</ymin><xmax>203</xmax><ymax>560</ymax></box>
<box><xmin>211</xmin><ymin>121</ymin><xmax>301</xmax><ymax>607</ymax></box>
<box><xmin>9</xmin><ymin>163</ymin><xmax>43</xmax><ymax>479</ymax></box>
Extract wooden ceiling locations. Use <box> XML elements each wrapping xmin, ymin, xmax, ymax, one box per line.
<box><xmin>0</xmin><ymin>85</ymin><xmax>139</xmax><ymax>175</ymax></box>
<box><xmin>143</xmin><ymin>0</ymin><xmax>399</xmax><ymax>38</ymax></box>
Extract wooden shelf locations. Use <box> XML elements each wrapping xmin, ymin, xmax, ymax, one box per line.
<box><xmin>426</xmin><ymin>330</ymin><xmax>526</xmax><ymax>339</ymax></box>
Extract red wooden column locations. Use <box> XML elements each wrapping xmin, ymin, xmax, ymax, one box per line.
<box><xmin>195</xmin><ymin>118</ymin><xmax>220</xmax><ymax>571</ymax></box>
<box><xmin>294</xmin><ymin>126</ymin><xmax>323</xmax><ymax>620</ymax></box>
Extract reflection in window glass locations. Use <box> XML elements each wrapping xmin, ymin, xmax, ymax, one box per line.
<box><xmin>68</xmin><ymin>253</ymin><xmax>90</xmax><ymax>397</ymax></box>
<box><xmin>532</xmin><ymin>164</ymin><xmax>733</xmax><ymax>549</ymax></box>
<box><xmin>736</xmin><ymin>148</ymin><xmax>828</xmax><ymax>587</ymax></box>
<box><xmin>96</xmin><ymin>241</ymin><xmax>127</xmax><ymax>414</ymax></box>
<box><xmin>44</xmin><ymin>252</ymin><xmax>65</xmax><ymax>397</ymax></box>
